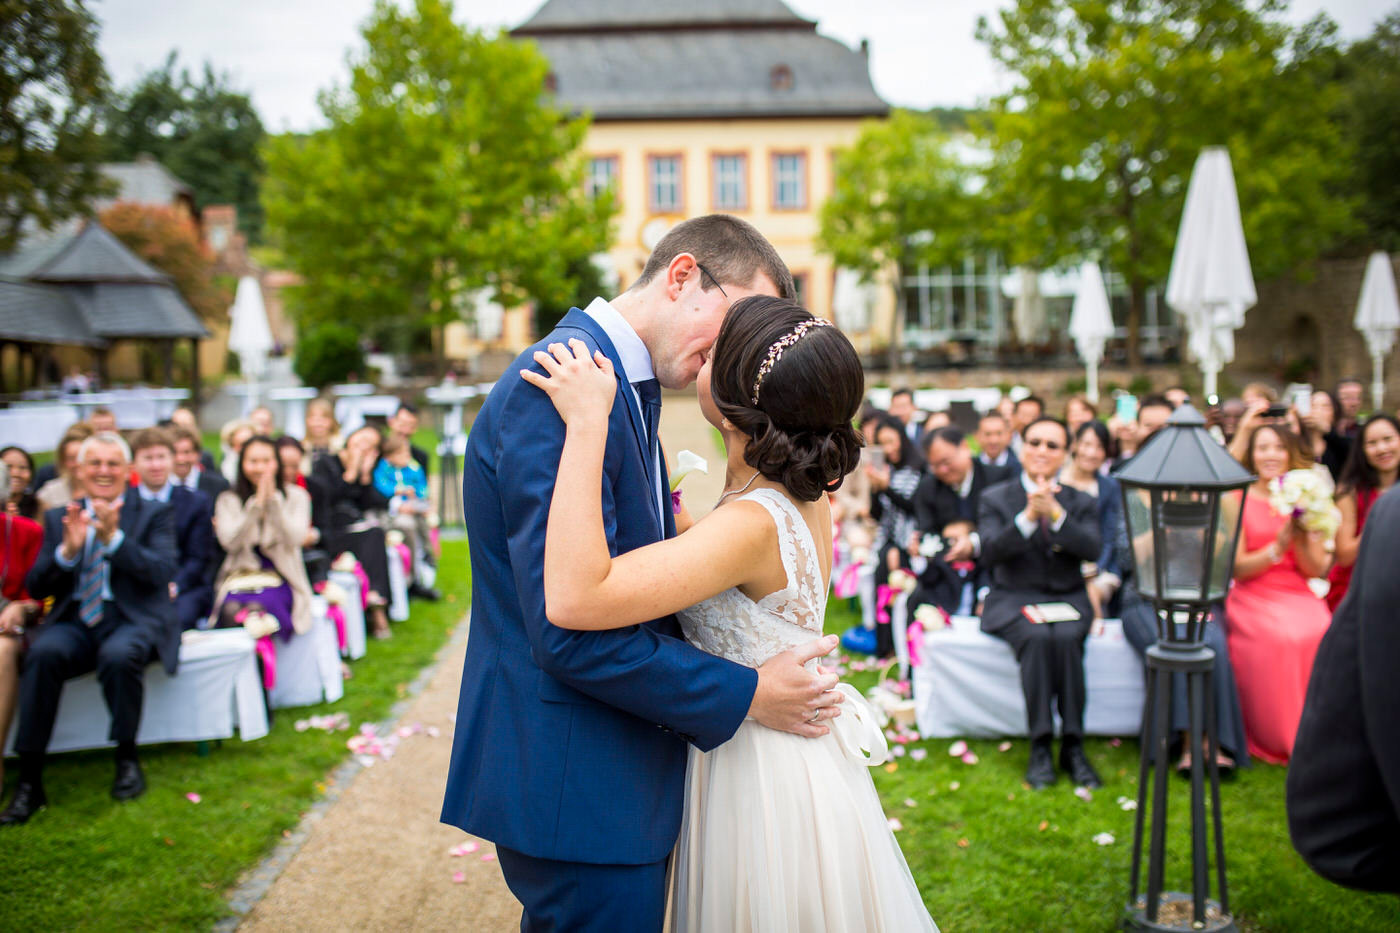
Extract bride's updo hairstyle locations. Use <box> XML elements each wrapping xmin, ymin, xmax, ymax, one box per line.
<box><xmin>709</xmin><ymin>296</ymin><xmax>864</xmax><ymax>501</ymax></box>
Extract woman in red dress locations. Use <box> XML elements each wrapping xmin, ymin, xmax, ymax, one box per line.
<box><xmin>0</xmin><ymin>459</ymin><xmax>45</xmax><ymax>784</ymax></box>
<box><xmin>1326</xmin><ymin>415</ymin><xmax>1399</xmax><ymax>611</ymax></box>
<box><xmin>1225</xmin><ymin>424</ymin><xmax>1334</xmax><ymax>764</ymax></box>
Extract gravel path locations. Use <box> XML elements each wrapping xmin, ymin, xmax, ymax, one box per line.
<box><xmin>228</xmin><ymin>391</ymin><xmax>722</xmax><ymax>930</ymax></box>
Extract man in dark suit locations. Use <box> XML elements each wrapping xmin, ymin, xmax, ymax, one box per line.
<box><xmin>169</xmin><ymin>426</ymin><xmax>230</xmax><ymax>501</ymax></box>
<box><xmin>132</xmin><ymin>428</ymin><xmax>215</xmax><ymax>631</ymax></box>
<box><xmin>441</xmin><ymin>215</ymin><xmax>839</xmax><ymax>931</ymax></box>
<box><xmin>976</xmin><ymin>412</ymin><xmax>1022</xmax><ymax>477</ymax></box>
<box><xmin>1287</xmin><ymin>486</ymin><xmax>1400</xmax><ymax>893</ymax></box>
<box><xmin>0</xmin><ymin>432</ymin><xmax>178</xmax><ymax>824</ymax></box>
<box><xmin>979</xmin><ymin>416</ymin><xmax>1103</xmax><ymax>790</ymax></box>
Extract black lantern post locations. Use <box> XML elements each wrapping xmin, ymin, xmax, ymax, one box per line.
<box><xmin>1116</xmin><ymin>405</ymin><xmax>1253</xmax><ymax>932</ymax></box>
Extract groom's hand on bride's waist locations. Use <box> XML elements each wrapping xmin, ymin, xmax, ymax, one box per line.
<box><xmin>749</xmin><ymin>635</ymin><xmax>845</xmax><ymax>738</ymax></box>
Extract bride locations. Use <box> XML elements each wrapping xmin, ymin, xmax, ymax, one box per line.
<box><xmin>522</xmin><ymin>295</ymin><xmax>936</xmax><ymax>932</ymax></box>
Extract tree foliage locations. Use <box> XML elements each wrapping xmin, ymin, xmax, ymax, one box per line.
<box><xmin>1333</xmin><ymin>10</ymin><xmax>1400</xmax><ymax>250</ymax></box>
<box><xmin>293</xmin><ymin>322</ymin><xmax>364</xmax><ymax>388</ymax></box>
<box><xmin>976</xmin><ymin>0</ymin><xmax>1356</xmax><ymax>363</ymax></box>
<box><xmin>102</xmin><ymin>54</ymin><xmax>266</xmax><ymax>240</ymax></box>
<box><xmin>261</xmin><ymin>0</ymin><xmax>614</xmax><ymax>350</ymax></box>
<box><xmin>100</xmin><ymin>202</ymin><xmax>228</xmax><ymax>323</ymax></box>
<box><xmin>0</xmin><ymin>0</ymin><xmax>112</xmax><ymax>251</ymax></box>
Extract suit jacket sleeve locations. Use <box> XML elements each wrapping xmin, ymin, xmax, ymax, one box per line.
<box><xmin>1050</xmin><ymin>490</ymin><xmax>1101</xmax><ymax>562</ymax></box>
<box><xmin>912</xmin><ymin>474</ymin><xmax>941</xmax><ymax>534</ymax></box>
<box><xmin>110</xmin><ymin>502</ymin><xmax>177</xmax><ymax>589</ymax></box>
<box><xmin>979</xmin><ymin>485</ymin><xmax>1031</xmax><ymax>564</ymax></box>
<box><xmin>495</xmin><ymin>366</ymin><xmax>756</xmax><ymax>752</ymax></box>
<box><xmin>176</xmin><ymin>495</ymin><xmax>215</xmax><ymax>593</ymax></box>
<box><xmin>24</xmin><ymin>510</ymin><xmax>74</xmax><ymax>602</ymax></box>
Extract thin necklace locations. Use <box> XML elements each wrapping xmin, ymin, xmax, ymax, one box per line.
<box><xmin>716</xmin><ymin>470</ymin><xmax>762</xmax><ymax>506</ymax></box>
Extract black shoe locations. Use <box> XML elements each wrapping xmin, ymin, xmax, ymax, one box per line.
<box><xmin>1025</xmin><ymin>743</ymin><xmax>1057</xmax><ymax>789</ymax></box>
<box><xmin>408</xmin><ymin>584</ymin><xmax>441</xmax><ymax>602</ymax></box>
<box><xmin>1060</xmin><ymin>742</ymin><xmax>1103</xmax><ymax>789</ymax></box>
<box><xmin>0</xmin><ymin>782</ymin><xmax>47</xmax><ymax>825</ymax></box>
<box><xmin>112</xmin><ymin>758</ymin><xmax>146</xmax><ymax>801</ymax></box>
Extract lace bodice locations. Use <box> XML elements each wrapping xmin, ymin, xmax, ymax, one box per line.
<box><xmin>677</xmin><ymin>488</ymin><xmax>827</xmax><ymax>669</ymax></box>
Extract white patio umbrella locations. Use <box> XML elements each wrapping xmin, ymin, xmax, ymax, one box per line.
<box><xmin>1010</xmin><ymin>266</ymin><xmax>1045</xmax><ymax>344</ymax></box>
<box><xmin>832</xmin><ymin>267</ymin><xmax>875</xmax><ymax>332</ymax></box>
<box><xmin>1165</xmin><ymin>147</ymin><xmax>1256</xmax><ymax>401</ymax></box>
<box><xmin>1069</xmin><ymin>261</ymin><xmax>1116</xmax><ymax>404</ymax></box>
<box><xmin>227</xmin><ymin>275</ymin><xmax>274</xmax><ymax>409</ymax></box>
<box><xmin>1354</xmin><ymin>251</ymin><xmax>1400</xmax><ymax>411</ymax></box>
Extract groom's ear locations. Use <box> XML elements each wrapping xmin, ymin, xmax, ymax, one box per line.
<box><xmin>665</xmin><ymin>253</ymin><xmax>702</xmax><ymax>302</ymax></box>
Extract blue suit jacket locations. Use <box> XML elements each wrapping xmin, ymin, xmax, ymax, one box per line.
<box><xmin>441</xmin><ymin>309</ymin><xmax>758</xmax><ymax>866</ymax></box>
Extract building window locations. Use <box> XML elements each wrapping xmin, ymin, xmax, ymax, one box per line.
<box><xmin>585</xmin><ymin>156</ymin><xmax>618</xmax><ymax>200</ymax></box>
<box><xmin>792</xmin><ymin>271</ymin><xmax>809</xmax><ymax>309</ymax></box>
<box><xmin>771</xmin><ymin>152</ymin><xmax>806</xmax><ymax>210</ymax></box>
<box><xmin>711</xmin><ymin>153</ymin><xmax>747</xmax><ymax>210</ymax></box>
<box><xmin>648</xmin><ymin>154</ymin><xmax>683</xmax><ymax>213</ymax></box>
<box><xmin>770</xmin><ymin>64</ymin><xmax>794</xmax><ymax>92</ymax></box>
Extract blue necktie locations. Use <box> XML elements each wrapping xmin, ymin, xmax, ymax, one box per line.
<box><xmin>636</xmin><ymin>378</ymin><xmax>662</xmax><ymax>513</ymax></box>
<box><xmin>77</xmin><ymin>534</ymin><xmax>105</xmax><ymax>628</ymax></box>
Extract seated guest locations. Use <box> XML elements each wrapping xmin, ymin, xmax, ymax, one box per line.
<box><xmin>1164</xmin><ymin>386</ymin><xmax>1191</xmax><ymax>410</ymax></box>
<box><xmin>307</xmin><ymin>426</ymin><xmax>392</xmax><ymax>638</ymax></box>
<box><xmin>219</xmin><ymin>419</ymin><xmax>255</xmax><ymax>485</ymax></box>
<box><xmin>1009</xmin><ymin>395</ymin><xmax>1044</xmax><ymax>458</ymax></box>
<box><xmin>0</xmin><ymin>461</ymin><xmax>44</xmax><ymax>786</ymax></box>
<box><xmin>248</xmin><ymin>406</ymin><xmax>276</xmax><ymax>439</ymax></box>
<box><xmin>1333</xmin><ymin>376</ymin><xmax>1365</xmax><ymax>440</ymax></box>
<box><xmin>1301</xmin><ymin>389</ymin><xmax>1351</xmax><ymax>482</ymax></box>
<box><xmin>170</xmin><ymin>407</ymin><xmax>216</xmax><ymax>472</ymax></box>
<box><xmin>1064</xmin><ymin>394</ymin><xmax>1097</xmax><ymax>439</ymax></box>
<box><xmin>169</xmin><ymin>426</ymin><xmax>230</xmax><ymax>500</ymax></box>
<box><xmin>921</xmin><ymin>409</ymin><xmax>952</xmax><ymax>439</ymax></box>
<box><xmin>36</xmin><ymin>424</ymin><xmax>94</xmax><ymax>513</ymax></box>
<box><xmin>276</xmin><ymin>436</ymin><xmax>310</xmax><ymax>491</ymax></box>
<box><xmin>374</xmin><ymin>435</ymin><xmax>439</xmax><ymax>600</ymax></box>
<box><xmin>1287</xmin><ymin>486</ymin><xmax>1400</xmax><ymax>894</ymax></box>
<box><xmin>911</xmin><ymin>517</ymin><xmax>985</xmax><ymax>618</ymax></box>
<box><xmin>0</xmin><ymin>432</ymin><xmax>179</xmax><ymax>823</ymax></box>
<box><xmin>1226</xmin><ymin>424</ymin><xmax>1332</xmax><ymax>764</ymax></box>
<box><xmin>1326</xmin><ymin>414</ymin><xmax>1399</xmax><ymax>611</ymax></box>
<box><xmin>87</xmin><ymin>407</ymin><xmax>117</xmax><ymax>435</ymax></box>
<box><xmin>979</xmin><ymin>416</ymin><xmax>1102</xmax><ymax>790</ymax></box>
<box><xmin>211</xmin><ymin>436</ymin><xmax>314</xmax><ymax>642</ymax></box>
<box><xmin>888</xmin><ymin>387</ymin><xmax>920</xmax><ymax>443</ymax></box>
<box><xmin>866</xmin><ymin>416</ymin><xmax>924</xmax><ymax>657</ymax></box>
<box><xmin>131</xmin><ymin>428</ymin><xmax>214</xmax><ymax>632</ymax></box>
<box><xmin>1059</xmin><ymin>421</ymin><xmax>1122</xmax><ymax>619</ymax></box>
<box><xmin>976</xmin><ymin>413</ymin><xmax>1020</xmax><ymax>476</ymax></box>
<box><xmin>387</xmin><ymin>402</ymin><xmax>430</xmax><ymax>472</ymax></box>
<box><xmin>912</xmin><ymin>425</ymin><xmax>1013</xmax><ymax>568</ymax></box>
<box><xmin>2</xmin><ymin>446</ymin><xmax>40</xmax><ymax>519</ymax></box>
<box><xmin>300</xmin><ymin>398</ymin><xmax>343</xmax><ymax>475</ymax></box>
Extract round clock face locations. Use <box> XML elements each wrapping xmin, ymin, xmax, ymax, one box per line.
<box><xmin>641</xmin><ymin>217</ymin><xmax>673</xmax><ymax>252</ymax></box>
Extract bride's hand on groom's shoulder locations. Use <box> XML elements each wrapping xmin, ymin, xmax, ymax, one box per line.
<box><xmin>521</xmin><ymin>338</ymin><xmax>615</xmax><ymax>426</ymax></box>
<box><xmin>749</xmin><ymin>635</ymin><xmax>846</xmax><ymax>738</ymax></box>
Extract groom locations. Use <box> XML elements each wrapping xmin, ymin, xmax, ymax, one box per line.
<box><xmin>442</xmin><ymin>215</ymin><xmax>844</xmax><ymax>931</ymax></box>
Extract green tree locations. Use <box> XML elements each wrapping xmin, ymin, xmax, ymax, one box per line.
<box><xmin>0</xmin><ymin>0</ymin><xmax>111</xmax><ymax>251</ymax></box>
<box><xmin>1335</xmin><ymin>10</ymin><xmax>1400</xmax><ymax>250</ymax></box>
<box><xmin>977</xmin><ymin>0</ymin><xmax>1356</xmax><ymax>365</ymax></box>
<box><xmin>262</xmin><ymin>0</ymin><xmax>613</xmax><ymax>361</ymax></box>
<box><xmin>100</xmin><ymin>201</ymin><xmax>228</xmax><ymax>323</ymax></box>
<box><xmin>101</xmin><ymin>53</ymin><xmax>266</xmax><ymax>240</ymax></box>
<box><xmin>818</xmin><ymin>109</ymin><xmax>987</xmax><ymax>367</ymax></box>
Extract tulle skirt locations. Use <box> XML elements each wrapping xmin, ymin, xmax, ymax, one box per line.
<box><xmin>669</xmin><ymin>712</ymin><xmax>937</xmax><ymax>932</ymax></box>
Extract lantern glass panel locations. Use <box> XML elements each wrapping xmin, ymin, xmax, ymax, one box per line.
<box><xmin>1124</xmin><ymin>486</ymin><xmax>1159</xmax><ymax>599</ymax></box>
<box><xmin>1208</xmin><ymin>491</ymin><xmax>1244</xmax><ymax>603</ymax></box>
<box><xmin>1159</xmin><ymin>490</ymin><xmax>1212</xmax><ymax>602</ymax></box>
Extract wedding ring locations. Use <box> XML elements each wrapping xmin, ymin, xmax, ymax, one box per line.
<box><xmin>807</xmin><ymin>712</ymin><xmax>820</xmax><ymax>723</ymax></box>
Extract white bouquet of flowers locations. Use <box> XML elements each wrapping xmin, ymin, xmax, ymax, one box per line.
<box><xmin>1269</xmin><ymin>469</ymin><xmax>1341</xmax><ymax>539</ymax></box>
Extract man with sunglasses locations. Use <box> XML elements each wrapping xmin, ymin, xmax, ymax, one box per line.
<box><xmin>978</xmin><ymin>416</ymin><xmax>1103</xmax><ymax>790</ymax></box>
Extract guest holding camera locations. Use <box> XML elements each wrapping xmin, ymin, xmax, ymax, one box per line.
<box><xmin>1</xmin><ymin>433</ymin><xmax>179</xmax><ymax>823</ymax></box>
<box><xmin>1326</xmin><ymin>414</ymin><xmax>1399</xmax><ymax>612</ymax></box>
<box><xmin>979</xmin><ymin>417</ymin><xmax>1102</xmax><ymax>790</ymax></box>
<box><xmin>1226</xmin><ymin>424</ymin><xmax>1333</xmax><ymax>765</ymax></box>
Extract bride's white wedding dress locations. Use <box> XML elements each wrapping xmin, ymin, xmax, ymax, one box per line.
<box><xmin>671</xmin><ymin>488</ymin><xmax>937</xmax><ymax>932</ymax></box>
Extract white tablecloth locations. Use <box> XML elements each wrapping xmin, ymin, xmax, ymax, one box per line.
<box><xmin>913</xmin><ymin>616</ymin><xmax>1145</xmax><ymax>738</ymax></box>
<box><xmin>4</xmin><ymin>629</ymin><xmax>268</xmax><ymax>756</ymax></box>
<box><xmin>0</xmin><ymin>404</ymin><xmax>81</xmax><ymax>452</ymax></box>
<box><xmin>335</xmin><ymin>395</ymin><xmax>403</xmax><ymax>433</ymax></box>
<box><xmin>386</xmin><ymin>544</ymin><xmax>410</xmax><ymax>622</ymax></box>
<box><xmin>328</xmin><ymin>570</ymin><xmax>367</xmax><ymax>661</ymax></box>
<box><xmin>268</xmin><ymin>611</ymin><xmax>345</xmax><ymax>709</ymax></box>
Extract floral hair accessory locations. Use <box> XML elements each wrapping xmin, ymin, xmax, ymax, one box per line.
<box><xmin>750</xmin><ymin>318</ymin><xmax>833</xmax><ymax>406</ymax></box>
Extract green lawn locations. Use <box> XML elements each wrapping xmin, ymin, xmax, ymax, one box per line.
<box><xmin>0</xmin><ymin>539</ymin><xmax>472</xmax><ymax>931</ymax></box>
<box><xmin>825</xmin><ymin>598</ymin><xmax>1398</xmax><ymax>931</ymax></box>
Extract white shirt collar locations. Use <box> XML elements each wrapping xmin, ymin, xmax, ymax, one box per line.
<box><xmin>1020</xmin><ymin>470</ymin><xmax>1049</xmax><ymax>495</ymax></box>
<box><xmin>958</xmin><ymin>467</ymin><xmax>975</xmax><ymax>499</ymax></box>
<box><xmin>139</xmin><ymin>482</ymin><xmax>173</xmax><ymax>503</ymax></box>
<box><xmin>581</xmin><ymin>297</ymin><xmax>654</xmax><ymax>385</ymax></box>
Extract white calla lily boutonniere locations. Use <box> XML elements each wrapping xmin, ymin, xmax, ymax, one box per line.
<box><xmin>669</xmin><ymin>449</ymin><xmax>708</xmax><ymax>514</ymax></box>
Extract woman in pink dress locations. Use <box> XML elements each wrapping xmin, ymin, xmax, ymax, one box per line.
<box><xmin>1225</xmin><ymin>424</ymin><xmax>1333</xmax><ymax>764</ymax></box>
<box><xmin>1326</xmin><ymin>414</ymin><xmax>1399</xmax><ymax>611</ymax></box>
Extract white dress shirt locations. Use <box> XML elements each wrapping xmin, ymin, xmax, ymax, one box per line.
<box><xmin>1015</xmin><ymin>472</ymin><xmax>1068</xmax><ymax>539</ymax></box>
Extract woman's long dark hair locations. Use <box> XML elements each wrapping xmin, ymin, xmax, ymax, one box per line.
<box><xmin>708</xmin><ymin>296</ymin><xmax>864</xmax><ymax>501</ymax></box>
<box><xmin>1073</xmin><ymin>419</ymin><xmax>1113</xmax><ymax>466</ymax></box>
<box><xmin>1336</xmin><ymin>414</ymin><xmax>1400</xmax><ymax>498</ymax></box>
<box><xmin>233</xmin><ymin>435</ymin><xmax>285</xmax><ymax>503</ymax></box>
<box><xmin>0</xmin><ymin>445</ymin><xmax>39</xmax><ymax>519</ymax></box>
<box><xmin>873</xmin><ymin>415</ymin><xmax>923</xmax><ymax>472</ymax></box>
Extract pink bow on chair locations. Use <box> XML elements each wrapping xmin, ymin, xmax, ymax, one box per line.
<box><xmin>326</xmin><ymin>603</ymin><xmax>347</xmax><ymax>653</ymax></box>
<box><xmin>876</xmin><ymin>584</ymin><xmax>898</xmax><ymax>626</ymax></box>
<box><xmin>255</xmin><ymin>635</ymin><xmax>277</xmax><ymax>691</ymax></box>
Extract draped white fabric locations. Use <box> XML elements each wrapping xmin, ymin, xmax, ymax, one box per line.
<box><xmin>1070</xmin><ymin>261</ymin><xmax>1116</xmax><ymax>403</ymax></box>
<box><xmin>268</xmin><ymin>611</ymin><xmax>345</xmax><ymax>709</ymax></box>
<box><xmin>1354</xmin><ymin>251</ymin><xmax>1399</xmax><ymax>410</ymax></box>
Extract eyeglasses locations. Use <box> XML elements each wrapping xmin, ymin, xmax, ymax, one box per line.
<box><xmin>1025</xmin><ymin>438</ymin><xmax>1065</xmax><ymax>451</ymax></box>
<box><xmin>695</xmin><ymin>262</ymin><xmax>729</xmax><ymax>302</ymax></box>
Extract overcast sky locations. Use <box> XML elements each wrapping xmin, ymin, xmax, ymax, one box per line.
<box><xmin>95</xmin><ymin>0</ymin><xmax>1394</xmax><ymax>133</ymax></box>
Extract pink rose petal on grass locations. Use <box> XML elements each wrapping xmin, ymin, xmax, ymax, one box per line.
<box><xmin>998</xmin><ymin>741</ymin><xmax>1013</xmax><ymax>752</ymax></box>
<box><xmin>948</xmin><ymin>740</ymin><xmax>968</xmax><ymax>757</ymax></box>
<box><xmin>185</xmin><ymin>792</ymin><xmax>201</xmax><ymax>804</ymax></box>
<box><xmin>960</xmin><ymin>751</ymin><xmax>979</xmax><ymax>765</ymax></box>
<box><xmin>887</xmin><ymin>818</ymin><xmax>904</xmax><ymax>832</ymax></box>
<box><xmin>909</xmin><ymin>748</ymin><xmax>928</xmax><ymax>762</ymax></box>
<box><xmin>452</xmin><ymin>871</ymin><xmax>466</xmax><ymax>883</ymax></box>
<box><xmin>1074</xmin><ymin>786</ymin><xmax>1094</xmax><ymax>802</ymax></box>
<box><xmin>892</xmin><ymin>745</ymin><xmax>907</xmax><ymax>758</ymax></box>
<box><xmin>948</xmin><ymin>781</ymin><xmax>961</xmax><ymax>791</ymax></box>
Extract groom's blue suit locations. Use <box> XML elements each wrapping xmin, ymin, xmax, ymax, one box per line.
<box><xmin>441</xmin><ymin>308</ymin><xmax>758</xmax><ymax>930</ymax></box>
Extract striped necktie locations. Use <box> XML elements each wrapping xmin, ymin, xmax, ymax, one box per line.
<box><xmin>77</xmin><ymin>534</ymin><xmax>105</xmax><ymax>627</ymax></box>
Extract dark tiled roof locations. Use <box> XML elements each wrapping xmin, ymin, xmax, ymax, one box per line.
<box><xmin>516</xmin><ymin>0</ymin><xmax>811</xmax><ymax>32</ymax></box>
<box><xmin>27</xmin><ymin>222</ymin><xmax>170</xmax><ymax>284</ymax></box>
<box><xmin>522</xmin><ymin>29</ymin><xmax>887</xmax><ymax>120</ymax></box>
<box><xmin>68</xmin><ymin>283</ymin><xmax>209</xmax><ymax>340</ymax></box>
<box><xmin>0</xmin><ymin>281</ymin><xmax>106</xmax><ymax>346</ymax></box>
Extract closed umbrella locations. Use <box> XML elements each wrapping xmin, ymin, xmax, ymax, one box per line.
<box><xmin>832</xmin><ymin>267</ymin><xmax>875</xmax><ymax>332</ymax></box>
<box><xmin>1069</xmin><ymin>261</ymin><xmax>1116</xmax><ymax>404</ymax></box>
<box><xmin>1354</xmin><ymin>251</ymin><xmax>1400</xmax><ymax>411</ymax></box>
<box><xmin>1165</xmin><ymin>147</ymin><xmax>1256</xmax><ymax>401</ymax></box>
<box><xmin>227</xmin><ymin>275</ymin><xmax>274</xmax><ymax>408</ymax></box>
<box><xmin>1011</xmin><ymin>266</ymin><xmax>1045</xmax><ymax>345</ymax></box>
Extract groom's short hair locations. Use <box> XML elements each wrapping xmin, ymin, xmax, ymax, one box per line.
<box><xmin>630</xmin><ymin>214</ymin><xmax>796</xmax><ymax>300</ymax></box>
